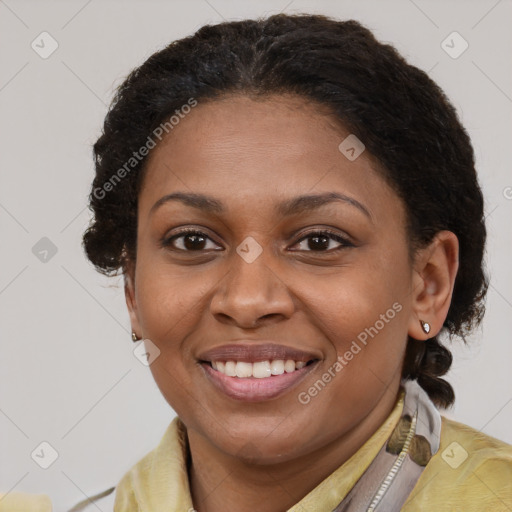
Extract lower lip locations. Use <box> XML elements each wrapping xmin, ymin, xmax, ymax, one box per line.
<box><xmin>201</xmin><ymin>362</ymin><xmax>318</xmax><ymax>402</ymax></box>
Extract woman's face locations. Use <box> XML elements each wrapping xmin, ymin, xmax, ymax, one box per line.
<box><xmin>126</xmin><ymin>94</ymin><xmax>420</xmax><ymax>462</ymax></box>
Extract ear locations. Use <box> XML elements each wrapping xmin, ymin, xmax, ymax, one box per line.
<box><xmin>408</xmin><ymin>231</ymin><xmax>459</xmax><ymax>340</ymax></box>
<box><xmin>124</xmin><ymin>261</ymin><xmax>143</xmax><ymax>339</ymax></box>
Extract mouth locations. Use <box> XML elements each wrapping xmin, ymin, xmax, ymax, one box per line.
<box><xmin>197</xmin><ymin>343</ymin><xmax>321</xmax><ymax>402</ymax></box>
<box><xmin>207</xmin><ymin>359</ymin><xmax>315</xmax><ymax>378</ymax></box>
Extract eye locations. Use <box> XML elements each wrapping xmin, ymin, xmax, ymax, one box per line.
<box><xmin>161</xmin><ymin>229</ymin><xmax>222</xmax><ymax>252</ymax></box>
<box><xmin>161</xmin><ymin>228</ymin><xmax>354</xmax><ymax>253</ymax></box>
<box><xmin>291</xmin><ymin>229</ymin><xmax>354</xmax><ymax>252</ymax></box>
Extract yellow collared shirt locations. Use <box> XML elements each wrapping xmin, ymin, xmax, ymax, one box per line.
<box><xmin>113</xmin><ymin>392</ymin><xmax>512</xmax><ymax>511</ymax></box>
<box><xmin>2</xmin><ymin>392</ymin><xmax>511</xmax><ymax>511</ymax></box>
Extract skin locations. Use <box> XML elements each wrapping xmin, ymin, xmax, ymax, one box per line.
<box><xmin>125</xmin><ymin>94</ymin><xmax>459</xmax><ymax>512</ymax></box>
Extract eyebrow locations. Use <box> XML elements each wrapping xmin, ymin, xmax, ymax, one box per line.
<box><xmin>149</xmin><ymin>191</ymin><xmax>372</xmax><ymax>220</ymax></box>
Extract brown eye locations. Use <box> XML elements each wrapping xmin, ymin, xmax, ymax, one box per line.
<box><xmin>162</xmin><ymin>230</ymin><xmax>222</xmax><ymax>252</ymax></box>
<box><xmin>292</xmin><ymin>230</ymin><xmax>353</xmax><ymax>252</ymax></box>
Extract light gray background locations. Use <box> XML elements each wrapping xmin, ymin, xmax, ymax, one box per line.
<box><xmin>1</xmin><ymin>0</ymin><xmax>511</xmax><ymax>510</ymax></box>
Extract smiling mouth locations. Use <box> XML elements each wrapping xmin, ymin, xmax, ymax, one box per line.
<box><xmin>197</xmin><ymin>342</ymin><xmax>321</xmax><ymax>401</ymax></box>
<box><xmin>207</xmin><ymin>359</ymin><xmax>317</xmax><ymax>378</ymax></box>
<box><xmin>199</xmin><ymin>358</ymin><xmax>320</xmax><ymax>402</ymax></box>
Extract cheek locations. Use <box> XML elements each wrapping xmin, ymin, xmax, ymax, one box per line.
<box><xmin>134</xmin><ymin>258</ymin><xmax>214</xmax><ymax>341</ymax></box>
<box><xmin>308</xmin><ymin>261</ymin><xmax>406</xmax><ymax>335</ymax></box>
<box><xmin>295</xmin><ymin>288</ymin><xmax>408</xmax><ymax>437</ymax></box>
<box><xmin>303</xmin><ymin>256</ymin><xmax>410</xmax><ymax>380</ymax></box>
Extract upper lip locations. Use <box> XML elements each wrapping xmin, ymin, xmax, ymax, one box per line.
<box><xmin>197</xmin><ymin>342</ymin><xmax>322</xmax><ymax>363</ymax></box>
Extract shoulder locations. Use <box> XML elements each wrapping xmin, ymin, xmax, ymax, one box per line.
<box><xmin>113</xmin><ymin>416</ymin><xmax>191</xmax><ymax>510</ymax></box>
<box><xmin>440</xmin><ymin>415</ymin><xmax>512</xmax><ymax>452</ymax></box>
<box><xmin>0</xmin><ymin>421</ymin><xmax>183</xmax><ymax>512</ymax></box>
<box><xmin>402</xmin><ymin>416</ymin><xmax>512</xmax><ymax>511</ymax></box>
<box><xmin>0</xmin><ymin>492</ymin><xmax>52</xmax><ymax>512</ymax></box>
<box><xmin>112</xmin><ymin>446</ymin><xmax>157</xmax><ymax>509</ymax></box>
<box><xmin>1</xmin><ymin>486</ymin><xmax>117</xmax><ymax>512</ymax></box>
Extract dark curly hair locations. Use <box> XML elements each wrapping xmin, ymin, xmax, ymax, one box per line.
<box><xmin>82</xmin><ymin>13</ymin><xmax>488</xmax><ymax>408</ymax></box>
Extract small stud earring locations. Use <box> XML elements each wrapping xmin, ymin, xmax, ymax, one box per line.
<box><xmin>420</xmin><ymin>320</ymin><xmax>431</xmax><ymax>335</ymax></box>
<box><xmin>132</xmin><ymin>331</ymin><xmax>140</xmax><ymax>343</ymax></box>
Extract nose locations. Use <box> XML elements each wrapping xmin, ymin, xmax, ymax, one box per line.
<box><xmin>210</xmin><ymin>247</ymin><xmax>295</xmax><ymax>329</ymax></box>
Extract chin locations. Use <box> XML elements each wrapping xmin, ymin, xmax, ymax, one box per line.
<box><xmin>229</xmin><ymin>437</ymin><xmax>307</xmax><ymax>466</ymax></box>
<box><xmin>207</xmin><ymin>419</ymin><xmax>313</xmax><ymax>464</ymax></box>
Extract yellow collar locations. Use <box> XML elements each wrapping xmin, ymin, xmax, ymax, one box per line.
<box><xmin>114</xmin><ymin>392</ymin><xmax>405</xmax><ymax>511</ymax></box>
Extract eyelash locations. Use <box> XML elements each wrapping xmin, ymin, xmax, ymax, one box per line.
<box><xmin>161</xmin><ymin>228</ymin><xmax>354</xmax><ymax>253</ymax></box>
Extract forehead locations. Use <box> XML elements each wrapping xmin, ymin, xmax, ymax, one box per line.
<box><xmin>143</xmin><ymin>95</ymin><xmax>348</xmax><ymax>178</ymax></box>
<box><xmin>139</xmin><ymin>94</ymin><xmax>404</xmax><ymax>226</ymax></box>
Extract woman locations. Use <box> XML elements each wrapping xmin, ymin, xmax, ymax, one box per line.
<box><xmin>2</xmin><ymin>12</ymin><xmax>510</xmax><ymax>512</ymax></box>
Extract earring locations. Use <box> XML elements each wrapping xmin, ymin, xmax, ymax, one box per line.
<box><xmin>132</xmin><ymin>331</ymin><xmax>140</xmax><ymax>343</ymax></box>
<box><xmin>420</xmin><ymin>320</ymin><xmax>431</xmax><ymax>335</ymax></box>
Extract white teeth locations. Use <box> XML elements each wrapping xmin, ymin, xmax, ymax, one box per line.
<box><xmin>235</xmin><ymin>361</ymin><xmax>252</xmax><ymax>378</ymax></box>
<box><xmin>211</xmin><ymin>359</ymin><xmax>310</xmax><ymax>378</ymax></box>
<box><xmin>225</xmin><ymin>361</ymin><xmax>237</xmax><ymax>377</ymax></box>
<box><xmin>270</xmin><ymin>359</ymin><xmax>284</xmax><ymax>375</ymax></box>
<box><xmin>253</xmin><ymin>361</ymin><xmax>271</xmax><ymax>378</ymax></box>
<box><xmin>284</xmin><ymin>359</ymin><xmax>296</xmax><ymax>373</ymax></box>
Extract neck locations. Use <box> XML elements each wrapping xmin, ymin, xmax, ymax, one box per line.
<box><xmin>187</xmin><ymin>387</ymin><xmax>400</xmax><ymax>512</ymax></box>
